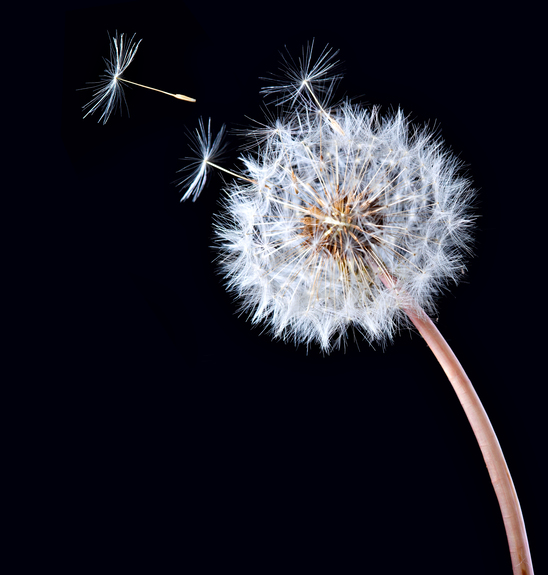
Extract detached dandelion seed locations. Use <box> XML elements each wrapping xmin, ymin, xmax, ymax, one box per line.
<box><xmin>177</xmin><ymin>118</ymin><xmax>228</xmax><ymax>202</ymax></box>
<box><xmin>82</xmin><ymin>32</ymin><xmax>195</xmax><ymax>124</ymax></box>
<box><xmin>180</xmin><ymin>44</ymin><xmax>534</xmax><ymax>574</ymax></box>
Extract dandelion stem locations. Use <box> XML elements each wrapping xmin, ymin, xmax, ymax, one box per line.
<box><xmin>118</xmin><ymin>78</ymin><xmax>196</xmax><ymax>102</ymax></box>
<box><xmin>404</xmin><ymin>305</ymin><xmax>533</xmax><ymax>575</ymax></box>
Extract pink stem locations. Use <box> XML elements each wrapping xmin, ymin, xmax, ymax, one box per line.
<box><xmin>404</xmin><ymin>305</ymin><xmax>533</xmax><ymax>575</ymax></box>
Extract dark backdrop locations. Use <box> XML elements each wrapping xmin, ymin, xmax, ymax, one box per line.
<box><xmin>30</xmin><ymin>1</ymin><xmax>546</xmax><ymax>572</ymax></box>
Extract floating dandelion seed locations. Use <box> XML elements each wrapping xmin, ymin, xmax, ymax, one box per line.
<box><xmin>82</xmin><ymin>32</ymin><xmax>195</xmax><ymax>124</ymax></box>
<box><xmin>177</xmin><ymin>118</ymin><xmax>227</xmax><ymax>202</ymax></box>
<box><xmin>180</xmin><ymin>45</ymin><xmax>534</xmax><ymax>574</ymax></box>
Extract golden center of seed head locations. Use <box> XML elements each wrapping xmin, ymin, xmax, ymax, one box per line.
<box><xmin>301</xmin><ymin>193</ymin><xmax>383</xmax><ymax>264</ymax></box>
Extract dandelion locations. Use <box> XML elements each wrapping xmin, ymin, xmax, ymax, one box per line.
<box><xmin>180</xmin><ymin>45</ymin><xmax>534</xmax><ymax>574</ymax></box>
<box><xmin>82</xmin><ymin>32</ymin><xmax>195</xmax><ymax>124</ymax></box>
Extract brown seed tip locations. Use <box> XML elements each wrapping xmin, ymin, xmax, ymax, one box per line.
<box><xmin>175</xmin><ymin>94</ymin><xmax>196</xmax><ymax>102</ymax></box>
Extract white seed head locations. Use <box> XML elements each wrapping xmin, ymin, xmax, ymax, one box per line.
<box><xmin>187</xmin><ymin>48</ymin><xmax>475</xmax><ymax>352</ymax></box>
<box><xmin>82</xmin><ymin>32</ymin><xmax>141</xmax><ymax>124</ymax></box>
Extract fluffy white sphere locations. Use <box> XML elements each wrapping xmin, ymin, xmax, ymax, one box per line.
<box><xmin>216</xmin><ymin>102</ymin><xmax>473</xmax><ymax>351</ymax></box>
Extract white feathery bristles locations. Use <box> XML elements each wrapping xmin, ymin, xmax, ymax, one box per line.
<box><xmin>82</xmin><ymin>32</ymin><xmax>141</xmax><ymax>124</ymax></box>
<box><xmin>178</xmin><ymin>118</ymin><xmax>226</xmax><ymax>202</ymax></box>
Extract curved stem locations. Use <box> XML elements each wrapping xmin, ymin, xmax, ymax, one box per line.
<box><xmin>404</xmin><ymin>305</ymin><xmax>533</xmax><ymax>575</ymax></box>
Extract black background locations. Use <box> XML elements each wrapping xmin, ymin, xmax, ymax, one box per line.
<box><xmin>25</xmin><ymin>0</ymin><xmax>546</xmax><ymax>572</ymax></box>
